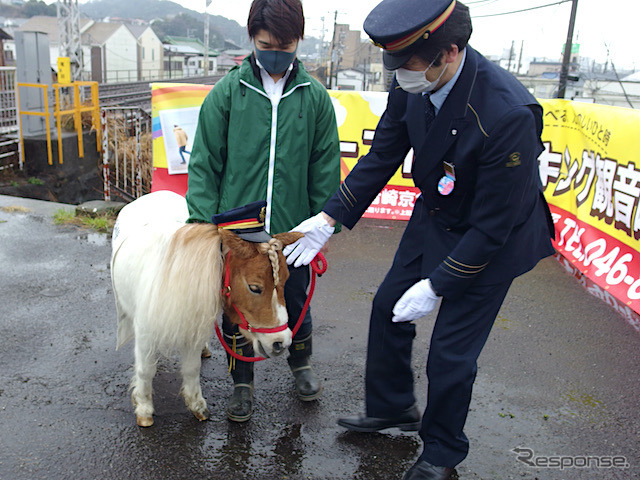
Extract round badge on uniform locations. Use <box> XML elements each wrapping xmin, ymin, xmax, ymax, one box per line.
<box><xmin>438</xmin><ymin>175</ymin><xmax>455</xmax><ymax>195</ymax></box>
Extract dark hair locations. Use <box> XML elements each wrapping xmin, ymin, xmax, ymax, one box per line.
<box><xmin>415</xmin><ymin>1</ymin><xmax>472</xmax><ymax>66</ymax></box>
<box><xmin>247</xmin><ymin>0</ymin><xmax>305</xmax><ymax>44</ymax></box>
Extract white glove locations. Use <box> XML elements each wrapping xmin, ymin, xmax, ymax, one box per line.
<box><xmin>283</xmin><ymin>213</ymin><xmax>335</xmax><ymax>267</ymax></box>
<box><xmin>392</xmin><ymin>279</ymin><xmax>440</xmax><ymax>323</ymax></box>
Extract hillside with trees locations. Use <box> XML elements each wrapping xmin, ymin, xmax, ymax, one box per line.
<box><xmin>1</xmin><ymin>0</ymin><xmax>56</xmax><ymax>17</ymax></box>
<box><xmin>79</xmin><ymin>0</ymin><xmax>250</xmax><ymax>48</ymax></box>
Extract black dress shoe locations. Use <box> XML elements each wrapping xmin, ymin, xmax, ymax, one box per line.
<box><xmin>337</xmin><ymin>405</ymin><xmax>421</xmax><ymax>432</ymax></box>
<box><xmin>402</xmin><ymin>459</ymin><xmax>453</xmax><ymax>480</ymax></box>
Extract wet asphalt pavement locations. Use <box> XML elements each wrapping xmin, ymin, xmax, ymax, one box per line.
<box><xmin>1</xmin><ymin>194</ymin><xmax>639</xmax><ymax>480</ymax></box>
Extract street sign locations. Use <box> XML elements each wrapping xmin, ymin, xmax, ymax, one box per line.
<box><xmin>57</xmin><ymin>57</ymin><xmax>71</xmax><ymax>84</ymax></box>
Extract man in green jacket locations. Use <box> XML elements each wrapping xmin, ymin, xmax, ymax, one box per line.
<box><xmin>186</xmin><ymin>0</ymin><xmax>341</xmax><ymax>422</ymax></box>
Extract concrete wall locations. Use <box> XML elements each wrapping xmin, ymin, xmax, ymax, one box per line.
<box><xmin>20</xmin><ymin>131</ymin><xmax>102</xmax><ymax>204</ymax></box>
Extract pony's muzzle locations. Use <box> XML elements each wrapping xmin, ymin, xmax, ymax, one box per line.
<box><xmin>253</xmin><ymin>329</ymin><xmax>292</xmax><ymax>358</ymax></box>
<box><xmin>272</xmin><ymin>341</ymin><xmax>285</xmax><ymax>355</ymax></box>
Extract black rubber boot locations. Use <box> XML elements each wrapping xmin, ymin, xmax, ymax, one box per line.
<box><xmin>224</xmin><ymin>331</ymin><xmax>254</xmax><ymax>422</ymax></box>
<box><xmin>287</xmin><ymin>333</ymin><xmax>322</xmax><ymax>401</ymax></box>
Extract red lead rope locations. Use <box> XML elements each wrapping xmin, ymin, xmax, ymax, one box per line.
<box><xmin>214</xmin><ymin>253</ymin><xmax>327</xmax><ymax>363</ymax></box>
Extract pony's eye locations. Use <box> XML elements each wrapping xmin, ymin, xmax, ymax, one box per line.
<box><xmin>248</xmin><ymin>284</ymin><xmax>263</xmax><ymax>294</ymax></box>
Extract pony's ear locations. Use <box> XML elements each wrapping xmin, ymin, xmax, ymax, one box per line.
<box><xmin>273</xmin><ymin>231</ymin><xmax>304</xmax><ymax>247</ymax></box>
<box><xmin>219</xmin><ymin>229</ymin><xmax>257</xmax><ymax>259</ymax></box>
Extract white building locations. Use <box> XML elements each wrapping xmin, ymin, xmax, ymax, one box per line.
<box><xmin>83</xmin><ymin>21</ymin><xmax>138</xmax><ymax>83</ymax></box>
<box><xmin>127</xmin><ymin>25</ymin><xmax>163</xmax><ymax>81</ymax></box>
<box><xmin>335</xmin><ymin>69</ymin><xmax>364</xmax><ymax>91</ymax></box>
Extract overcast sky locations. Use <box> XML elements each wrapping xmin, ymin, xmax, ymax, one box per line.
<box><xmin>172</xmin><ymin>0</ymin><xmax>637</xmax><ymax>71</ymax></box>
<box><xmin>57</xmin><ymin>0</ymin><xmax>636</xmax><ymax>70</ymax></box>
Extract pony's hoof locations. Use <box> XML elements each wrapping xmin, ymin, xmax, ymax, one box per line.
<box><xmin>201</xmin><ymin>345</ymin><xmax>212</xmax><ymax>358</ymax></box>
<box><xmin>192</xmin><ymin>408</ymin><xmax>210</xmax><ymax>422</ymax></box>
<box><xmin>136</xmin><ymin>415</ymin><xmax>154</xmax><ymax>427</ymax></box>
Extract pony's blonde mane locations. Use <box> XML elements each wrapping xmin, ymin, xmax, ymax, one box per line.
<box><xmin>258</xmin><ymin>238</ymin><xmax>284</xmax><ymax>286</ymax></box>
<box><xmin>147</xmin><ymin>223</ymin><xmax>223</xmax><ymax>353</ymax></box>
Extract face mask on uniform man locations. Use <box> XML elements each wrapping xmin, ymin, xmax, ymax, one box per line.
<box><xmin>254</xmin><ymin>44</ymin><xmax>297</xmax><ymax>75</ymax></box>
<box><xmin>395</xmin><ymin>56</ymin><xmax>448</xmax><ymax>94</ymax></box>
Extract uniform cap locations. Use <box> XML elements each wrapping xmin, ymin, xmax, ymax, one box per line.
<box><xmin>212</xmin><ymin>200</ymin><xmax>273</xmax><ymax>243</ymax></box>
<box><xmin>364</xmin><ymin>0</ymin><xmax>456</xmax><ymax>70</ymax></box>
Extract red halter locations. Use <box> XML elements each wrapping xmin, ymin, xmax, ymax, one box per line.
<box><xmin>214</xmin><ymin>251</ymin><xmax>327</xmax><ymax>362</ymax></box>
<box><xmin>221</xmin><ymin>251</ymin><xmax>290</xmax><ymax>334</ymax></box>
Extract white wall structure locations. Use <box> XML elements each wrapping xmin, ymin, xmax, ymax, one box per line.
<box><xmin>129</xmin><ymin>25</ymin><xmax>163</xmax><ymax>81</ymax></box>
<box><xmin>84</xmin><ymin>22</ymin><xmax>137</xmax><ymax>83</ymax></box>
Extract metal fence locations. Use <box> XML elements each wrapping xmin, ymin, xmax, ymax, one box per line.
<box><xmin>101</xmin><ymin>107</ymin><xmax>152</xmax><ymax>202</ymax></box>
<box><xmin>0</xmin><ymin>67</ymin><xmax>20</xmax><ymax>172</ymax></box>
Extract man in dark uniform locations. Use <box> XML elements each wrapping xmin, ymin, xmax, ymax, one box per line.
<box><xmin>284</xmin><ymin>1</ymin><xmax>555</xmax><ymax>478</ymax></box>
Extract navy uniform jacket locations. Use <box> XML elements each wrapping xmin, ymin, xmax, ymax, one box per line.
<box><xmin>323</xmin><ymin>47</ymin><xmax>555</xmax><ymax>300</ymax></box>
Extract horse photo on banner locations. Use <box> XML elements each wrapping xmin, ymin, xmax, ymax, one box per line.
<box><xmin>150</xmin><ymin>83</ymin><xmax>640</xmax><ymax>326</ymax></box>
<box><xmin>158</xmin><ymin>107</ymin><xmax>199</xmax><ymax>175</ymax></box>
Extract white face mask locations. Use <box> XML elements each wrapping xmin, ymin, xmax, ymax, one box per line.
<box><xmin>396</xmin><ymin>59</ymin><xmax>448</xmax><ymax>94</ymax></box>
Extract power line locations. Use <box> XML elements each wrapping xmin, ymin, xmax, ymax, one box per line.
<box><xmin>472</xmin><ymin>0</ymin><xmax>571</xmax><ymax>18</ymax></box>
<box><xmin>465</xmin><ymin>0</ymin><xmax>500</xmax><ymax>5</ymax></box>
<box><xmin>467</xmin><ymin>0</ymin><xmax>502</xmax><ymax>7</ymax></box>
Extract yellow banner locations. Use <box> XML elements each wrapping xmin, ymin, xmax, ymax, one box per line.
<box><xmin>539</xmin><ymin>99</ymin><xmax>640</xmax><ymax>249</ymax></box>
<box><xmin>539</xmin><ymin>99</ymin><xmax>640</xmax><ymax>320</ymax></box>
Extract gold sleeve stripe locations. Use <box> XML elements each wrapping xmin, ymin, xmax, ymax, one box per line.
<box><xmin>337</xmin><ymin>195</ymin><xmax>351</xmax><ymax>210</ymax></box>
<box><xmin>339</xmin><ymin>185</ymin><xmax>354</xmax><ymax>207</ymax></box>
<box><xmin>340</xmin><ymin>183</ymin><xmax>357</xmax><ymax>207</ymax></box>
<box><xmin>443</xmin><ymin>260</ymin><xmax>484</xmax><ymax>276</ymax></box>
<box><xmin>342</xmin><ymin>182</ymin><xmax>357</xmax><ymax>203</ymax></box>
<box><xmin>468</xmin><ymin>104</ymin><xmax>489</xmax><ymax>138</ymax></box>
<box><xmin>438</xmin><ymin>265</ymin><xmax>467</xmax><ymax>278</ymax></box>
<box><xmin>447</xmin><ymin>257</ymin><xmax>489</xmax><ymax>270</ymax></box>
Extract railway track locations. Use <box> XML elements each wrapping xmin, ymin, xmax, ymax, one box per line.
<box><xmin>97</xmin><ymin>74</ymin><xmax>224</xmax><ymax>109</ymax></box>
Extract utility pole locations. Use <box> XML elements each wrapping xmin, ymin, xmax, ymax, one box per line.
<box><xmin>319</xmin><ymin>16</ymin><xmax>326</xmax><ymax>72</ymax></box>
<box><xmin>507</xmin><ymin>40</ymin><xmax>514</xmax><ymax>72</ymax></box>
<box><xmin>57</xmin><ymin>0</ymin><xmax>84</xmax><ymax>81</ymax></box>
<box><xmin>558</xmin><ymin>0</ymin><xmax>578</xmax><ymax>98</ymax></box>
<box><xmin>203</xmin><ymin>0</ymin><xmax>211</xmax><ymax>76</ymax></box>
<box><xmin>517</xmin><ymin>39</ymin><xmax>524</xmax><ymax>74</ymax></box>
<box><xmin>327</xmin><ymin>10</ymin><xmax>337</xmax><ymax>89</ymax></box>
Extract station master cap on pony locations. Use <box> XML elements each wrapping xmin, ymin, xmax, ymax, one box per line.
<box><xmin>364</xmin><ymin>0</ymin><xmax>457</xmax><ymax>70</ymax></box>
<box><xmin>212</xmin><ymin>200</ymin><xmax>273</xmax><ymax>243</ymax></box>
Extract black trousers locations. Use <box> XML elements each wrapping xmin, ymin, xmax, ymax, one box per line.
<box><xmin>284</xmin><ymin>264</ymin><xmax>312</xmax><ymax>339</ymax></box>
<box><xmin>365</xmin><ymin>251</ymin><xmax>512</xmax><ymax>468</ymax></box>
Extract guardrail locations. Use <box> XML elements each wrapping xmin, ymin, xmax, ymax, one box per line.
<box><xmin>16</xmin><ymin>81</ymin><xmax>101</xmax><ymax>166</ymax></box>
<box><xmin>0</xmin><ymin>67</ymin><xmax>19</xmax><ymax>171</ymax></box>
<box><xmin>101</xmin><ymin>106</ymin><xmax>152</xmax><ymax>202</ymax></box>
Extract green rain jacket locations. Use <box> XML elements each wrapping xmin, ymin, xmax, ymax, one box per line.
<box><xmin>186</xmin><ymin>55</ymin><xmax>341</xmax><ymax>234</ymax></box>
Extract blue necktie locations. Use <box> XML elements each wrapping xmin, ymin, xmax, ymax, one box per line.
<box><xmin>424</xmin><ymin>93</ymin><xmax>435</xmax><ymax>131</ymax></box>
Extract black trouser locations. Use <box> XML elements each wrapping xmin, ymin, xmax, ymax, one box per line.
<box><xmin>365</xmin><ymin>252</ymin><xmax>512</xmax><ymax>468</ymax></box>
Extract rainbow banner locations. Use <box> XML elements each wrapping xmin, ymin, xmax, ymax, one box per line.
<box><xmin>151</xmin><ymin>84</ymin><xmax>640</xmax><ymax>321</ymax></box>
<box><xmin>151</xmin><ymin>83</ymin><xmax>214</xmax><ymax>195</ymax></box>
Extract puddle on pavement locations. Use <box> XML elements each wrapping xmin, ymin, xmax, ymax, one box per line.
<box><xmin>76</xmin><ymin>232</ymin><xmax>109</xmax><ymax>246</ymax></box>
<box><xmin>40</xmin><ymin>286</ymin><xmax>68</xmax><ymax>297</ymax></box>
